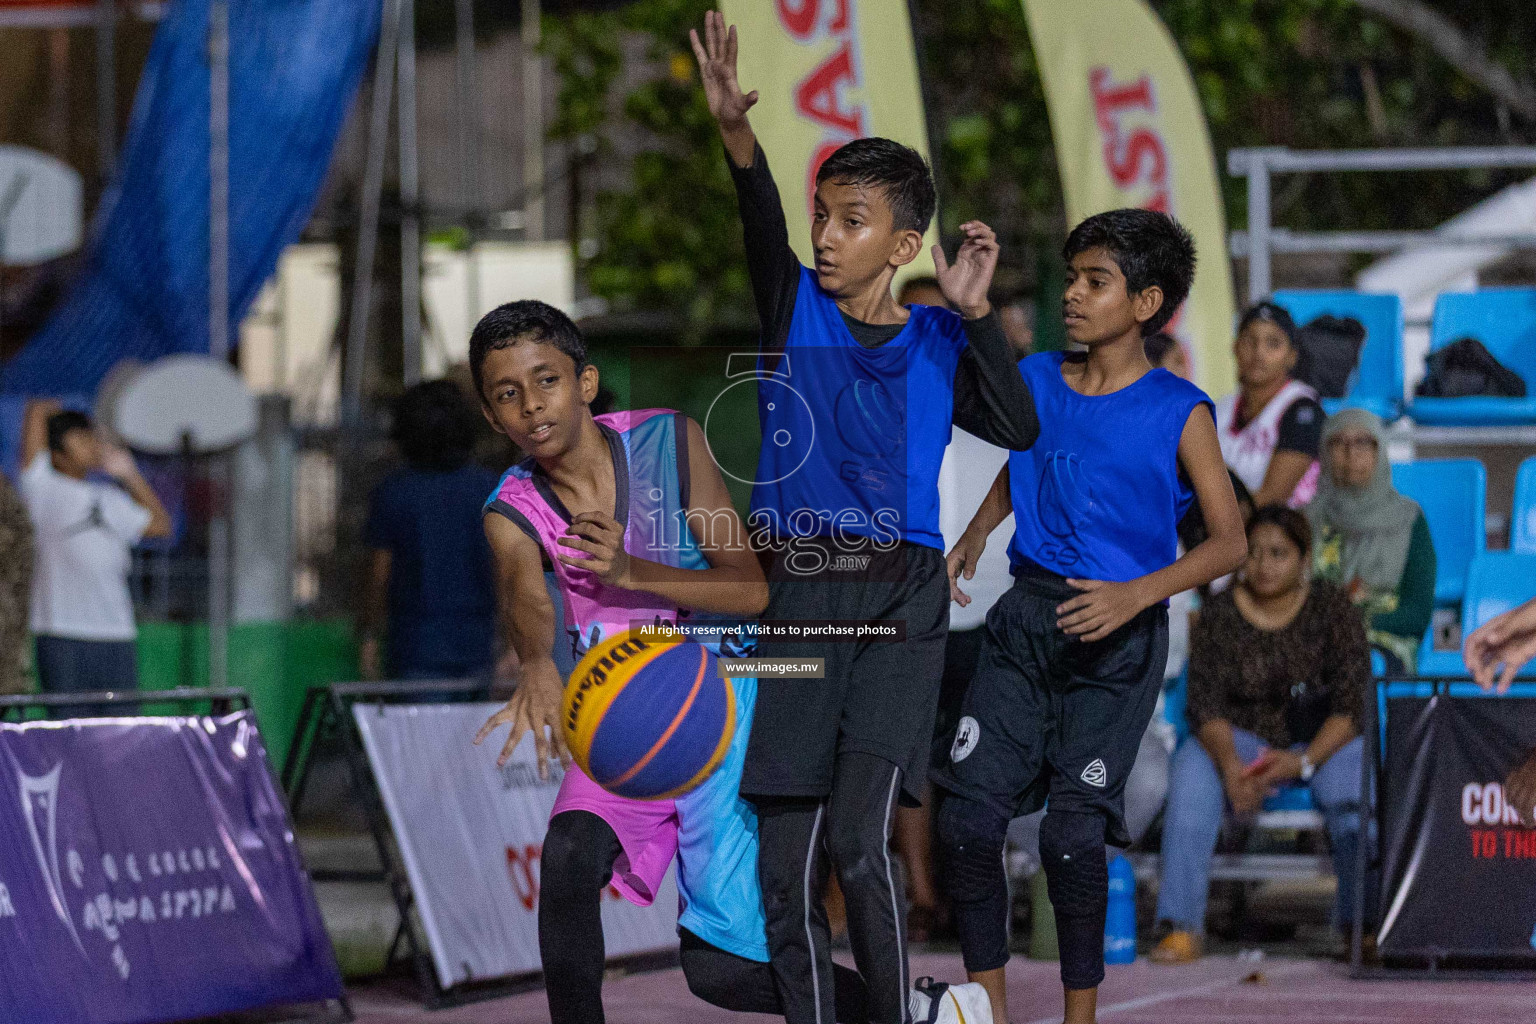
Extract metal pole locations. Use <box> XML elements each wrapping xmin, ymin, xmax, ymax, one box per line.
<box><xmin>1246</xmin><ymin>157</ymin><xmax>1272</xmax><ymax>304</ymax></box>
<box><xmin>208</xmin><ymin>0</ymin><xmax>231</xmax><ymax>690</ymax></box>
<box><xmin>454</xmin><ymin>0</ymin><xmax>482</xmax><ymax>328</ymax></box>
<box><xmin>522</xmin><ymin>0</ymin><xmax>543</xmax><ymax>241</ymax></box>
<box><xmin>343</xmin><ymin>0</ymin><xmax>403</xmax><ymax>426</ymax></box>
<box><xmin>94</xmin><ymin>0</ymin><xmax>115</xmax><ymax>186</ymax></box>
<box><xmin>209</xmin><ymin>0</ymin><xmax>230</xmax><ymax>362</ymax></box>
<box><xmin>0</xmin><ymin>171</ymin><xmax>30</xmax><ymax>353</ymax></box>
<box><xmin>207</xmin><ymin>455</ymin><xmax>230</xmax><ymax>690</ymax></box>
<box><xmin>398</xmin><ymin>0</ymin><xmax>421</xmax><ymax>386</ymax></box>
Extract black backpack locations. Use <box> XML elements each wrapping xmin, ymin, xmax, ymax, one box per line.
<box><xmin>1415</xmin><ymin>337</ymin><xmax>1527</xmax><ymax>399</ymax></box>
<box><xmin>1295</xmin><ymin>315</ymin><xmax>1366</xmax><ymax>398</ymax></box>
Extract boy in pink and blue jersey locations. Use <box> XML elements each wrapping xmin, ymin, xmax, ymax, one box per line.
<box><xmin>471</xmin><ymin>302</ymin><xmax>870</xmax><ymax>1024</ymax></box>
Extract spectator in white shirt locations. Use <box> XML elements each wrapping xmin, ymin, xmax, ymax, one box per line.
<box><xmin>19</xmin><ymin>400</ymin><xmax>171</xmax><ymax>710</ymax></box>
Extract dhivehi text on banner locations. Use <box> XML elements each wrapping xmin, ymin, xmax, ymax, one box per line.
<box><xmin>0</xmin><ymin>713</ymin><xmax>343</xmax><ymax>1024</ymax></box>
<box><xmin>352</xmin><ymin>702</ymin><xmax>680</xmax><ymax>990</ymax></box>
<box><xmin>1021</xmin><ymin>0</ymin><xmax>1237</xmax><ymax>395</ymax></box>
<box><xmin>1379</xmin><ymin>693</ymin><xmax>1536</xmax><ymax>959</ymax></box>
<box><xmin>718</xmin><ymin>0</ymin><xmax>938</xmax><ymax>284</ymax></box>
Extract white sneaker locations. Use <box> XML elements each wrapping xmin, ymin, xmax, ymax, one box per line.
<box><xmin>909</xmin><ymin>977</ymin><xmax>994</xmax><ymax>1024</ymax></box>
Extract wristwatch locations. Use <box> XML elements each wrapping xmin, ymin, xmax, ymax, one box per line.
<box><xmin>1298</xmin><ymin>753</ymin><xmax>1317</xmax><ymax>782</ymax></box>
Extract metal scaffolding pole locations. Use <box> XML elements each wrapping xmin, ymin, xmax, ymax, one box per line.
<box><xmin>94</xmin><ymin>0</ymin><xmax>116</xmax><ymax>185</ymax></box>
<box><xmin>1228</xmin><ymin>146</ymin><xmax>1536</xmax><ymax>302</ymax></box>
<box><xmin>208</xmin><ymin>0</ymin><xmax>231</xmax><ymax>690</ymax></box>
<box><xmin>522</xmin><ymin>0</ymin><xmax>543</xmax><ymax>241</ymax></box>
<box><xmin>398</xmin><ymin>0</ymin><xmax>421</xmax><ymax>386</ymax></box>
<box><xmin>454</xmin><ymin>0</ymin><xmax>482</xmax><ymax>329</ymax></box>
<box><xmin>342</xmin><ymin>0</ymin><xmax>403</xmax><ymax>426</ymax></box>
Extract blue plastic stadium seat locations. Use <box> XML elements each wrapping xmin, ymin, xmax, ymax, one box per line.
<box><xmin>1262</xmin><ymin>785</ymin><xmax>1316</xmax><ymax>814</ymax></box>
<box><xmin>1514</xmin><ymin>456</ymin><xmax>1536</xmax><ymax>555</ymax></box>
<box><xmin>1408</xmin><ymin>289</ymin><xmax>1536</xmax><ymax>425</ymax></box>
<box><xmin>1272</xmin><ymin>290</ymin><xmax>1403</xmax><ymax>421</ymax></box>
<box><xmin>1390</xmin><ymin>459</ymin><xmax>1486</xmax><ymax>604</ymax></box>
<box><xmin>1416</xmin><ymin>627</ymin><xmax>1466</xmax><ymax>677</ymax></box>
<box><xmin>1410</xmin><ymin>551</ymin><xmax>1536</xmax><ymax>677</ymax></box>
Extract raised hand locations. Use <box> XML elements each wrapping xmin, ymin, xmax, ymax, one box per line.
<box><xmin>100</xmin><ymin>439</ymin><xmax>139</xmax><ymax>482</ymax></box>
<box><xmin>690</xmin><ymin>10</ymin><xmax>758</xmax><ymax>130</ymax></box>
<box><xmin>933</xmin><ymin>221</ymin><xmax>999</xmax><ymax>320</ymax></box>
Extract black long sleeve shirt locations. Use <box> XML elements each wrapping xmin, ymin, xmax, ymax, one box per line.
<box><xmin>728</xmin><ymin>143</ymin><xmax>1039</xmax><ymax>452</ymax></box>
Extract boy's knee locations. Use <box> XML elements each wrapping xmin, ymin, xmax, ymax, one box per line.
<box><xmin>541</xmin><ymin>813</ymin><xmax>614</xmax><ymax>892</ymax></box>
<box><xmin>680</xmin><ymin>950</ymin><xmax>734</xmax><ymax>1008</ymax></box>
<box><xmin>936</xmin><ymin>795</ymin><xmax>1009</xmax><ymax>904</ymax></box>
<box><xmin>1038</xmin><ymin>811</ymin><xmax>1108</xmax><ymax>919</ymax></box>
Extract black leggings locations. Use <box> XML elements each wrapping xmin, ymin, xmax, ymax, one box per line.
<box><xmin>755</xmin><ymin>752</ymin><xmax>909</xmax><ymax>1024</ymax></box>
<box><xmin>539</xmin><ymin>809</ymin><xmax>869</xmax><ymax>1024</ymax></box>
<box><xmin>938</xmin><ymin>793</ymin><xmax>1109</xmax><ymax>990</ymax></box>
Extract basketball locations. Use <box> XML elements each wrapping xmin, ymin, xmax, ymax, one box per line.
<box><xmin>562</xmin><ymin>629</ymin><xmax>736</xmax><ymax>800</ymax></box>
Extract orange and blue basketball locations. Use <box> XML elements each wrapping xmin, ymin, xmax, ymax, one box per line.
<box><xmin>562</xmin><ymin>629</ymin><xmax>735</xmax><ymax>800</ymax></box>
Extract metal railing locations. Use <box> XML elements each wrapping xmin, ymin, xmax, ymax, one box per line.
<box><xmin>1227</xmin><ymin>146</ymin><xmax>1536</xmax><ymax>304</ymax></box>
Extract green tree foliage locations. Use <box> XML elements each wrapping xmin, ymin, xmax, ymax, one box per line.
<box><xmin>550</xmin><ymin>0</ymin><xmax>1536</xmax><ymax>318</ymax></box>
<box><xmin>546</xmin><ymin>0</ymin><xmax>751</xmax><ymax>335</ymax></box>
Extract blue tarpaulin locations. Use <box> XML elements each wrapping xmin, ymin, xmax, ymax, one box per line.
<box><xmin>1</xmin><ymin>0</ymin><xmax>380</xmax><ymax>397</ymax></box>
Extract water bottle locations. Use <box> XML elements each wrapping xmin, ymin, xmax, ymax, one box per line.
<box><xmin>1103</xmin><ymin>854</ymin><xmax>1137</xmax><ymax>965</ymax></box>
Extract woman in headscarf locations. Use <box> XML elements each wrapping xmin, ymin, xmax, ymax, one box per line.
<box><xmin>1308</xmin><ymin>408</ymin><xmax>1437</xmax><ymax>674</ymax></box>
<box><xmin>1215</xmin><ymin>302</ymin><xmax>1325</xmax><ymax>509</ymax></box>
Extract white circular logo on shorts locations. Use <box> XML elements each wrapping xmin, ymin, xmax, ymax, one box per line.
<box><xmin>951</xmin><ymin>716</ymin><xmax>981</xmax><ymax>763</ymax></box>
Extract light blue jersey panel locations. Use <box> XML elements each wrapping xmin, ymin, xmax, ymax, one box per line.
<box><xmin>674</xmin><ymin>673</ymin><xmax>768</xmax><ymax>962</ymax></box>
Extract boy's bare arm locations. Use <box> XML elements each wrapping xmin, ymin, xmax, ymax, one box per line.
<box><xmin>557</xmin><ymin>420</ymin><xmax>769</xmax><ymax>618</ymax></box>
<box><xmin>947</xmin><ymin>464</ymin><xmax>1012</xmax><ymax>607</ymax></box>
<box><xmin>474</xmin><ymin>512</ymin><xmax>570</xmax><ymax>774</ymax></box>
<box><xmin>674</xmin><ymin>416</ymin><xmax>768</xmax><ymax>614</ymax></box>
<box><xmin>21</xmin><ymin>399</ymin><xmax>60</xmax><ymax>467</ymax></box>
<box><xmin>964</xmin><ymin>464</ymin><xmax>1013</xmax><ymax>540</ymax></box>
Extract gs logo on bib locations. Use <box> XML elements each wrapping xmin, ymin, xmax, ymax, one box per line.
<box><xmin>950</xmin><ymin>716</ymin><xmax>980</xmax><ymax>763</ymax></box>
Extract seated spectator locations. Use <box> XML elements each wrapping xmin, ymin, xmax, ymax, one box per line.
<box><xmin>359</xmin><ymin>380</ymin><xmax>501</xmax><ymax>681</ymax></box>
<box><xmin>1216</xmin><ymin>302</ymin><xmax>1324</xmax><ymax>509</ymax></box>
<box><xmin>1152</xmin><ymin>506</ymin><xmax>1372</xmax><ymax>963</ymax></box>
<box><xmin>1308</xmin><ymin>408</ymin><xmax>1436</xmax><ymax>674</ymax></box>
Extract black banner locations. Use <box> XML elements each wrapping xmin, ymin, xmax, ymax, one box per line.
<box><xmin>1380</xmin><ymin>694</ymin><xmax>1536</xmax><ymax>959</ymax></box>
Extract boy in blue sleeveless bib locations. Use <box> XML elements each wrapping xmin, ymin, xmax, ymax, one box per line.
<box><xmin>934</xmin><ymin>210</ymin><xmax>1247</xmax><ymax>1024</ymax></box>
<box><xmin>696</xmin><ymin>14</ymin><xmax>1039</xmax><ymax>1024</ymax></box>
<box><xmin>470</xmin><ymin>303</ymin><xmax>870</xmax><ymax>1024</ymax></box>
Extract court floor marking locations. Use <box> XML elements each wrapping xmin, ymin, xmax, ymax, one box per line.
<box><xmin>1021</xmin><ymin>961</ymin><xmax>1310</xmax><ymax>1024</ymax></box>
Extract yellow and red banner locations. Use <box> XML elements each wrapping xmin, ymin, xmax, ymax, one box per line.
<box><xmin>1022</xmin><ymin>0</ymin><xmax>1236</xmax><ymax>394</ymax></box>
<box><xmin>718</xmin><ymin>0</ymin><xmax>938</xmax><ymax>282</ymax></box>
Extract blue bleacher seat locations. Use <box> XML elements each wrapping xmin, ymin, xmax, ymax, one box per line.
<box><xmin>1408</xmin><ymin>288</ymin><xmax>1536</xmax><ymax>425</ymax></box>
<box><xmin>1412</xmin><ymin>551</ymin><xmax>1536</xmax><ymax>676</ymax></box>
<box><xmin>1513</xmin><ymin>456</ymin><xmax>1536</xmax><ymax>554</ymax></box>
<box><xmin>1390</xmin><ymin>459</ymin><xmax>1486</xmax><ymax>604</ymax></box>
<box><xmin>1272</xmin><ymin>290</ymin><xmax>1403</xmax><ymax>420</ymax></box>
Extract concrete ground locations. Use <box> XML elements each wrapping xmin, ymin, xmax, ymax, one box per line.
<box><xmin>334</xmin><ymin>952</ymin><xmax>1536</xmax><ymax>1024</ymax></box>
<box><xmin>288</xmin><ymin>789</ymin><xmax>1536</xmax><ymax>1024</ymax></box>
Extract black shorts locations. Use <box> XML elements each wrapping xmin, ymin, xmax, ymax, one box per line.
<box><xmin>931</xmin><ymin>565</ymin><xmax>1168</xmax><ymax>846</ymax></box>
<box><xmin>741</xmin><ymin>539</ymin><xmax>949</xmax><ymax>806</ymax></box>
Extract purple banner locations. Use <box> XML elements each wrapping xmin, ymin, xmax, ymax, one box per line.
<box><xmin>0</xmin><ymin>712</ymin><xmax>343</xmax><ymax>1024</ymax></box>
